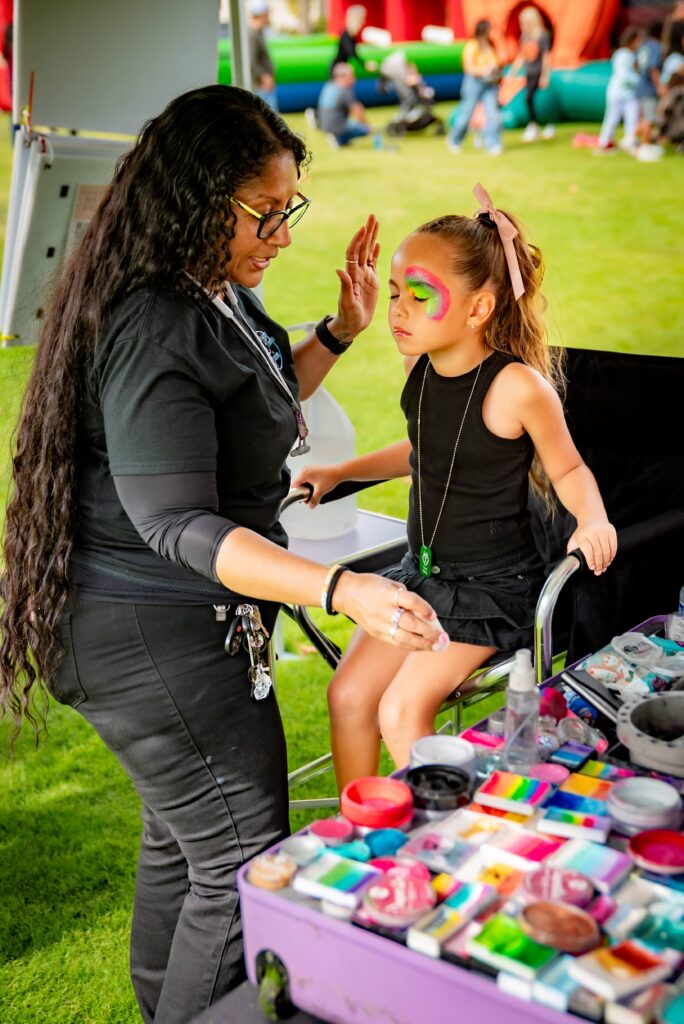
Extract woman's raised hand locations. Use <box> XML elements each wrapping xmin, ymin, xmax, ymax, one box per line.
<box><xmin>332</xmin><ymin>572</ymin><xmax>450</xmax><ymax>653</ymax></box>
<box><xmin>328</xmin><ymin>215</ymin><xmax>380</xmax><ymax>342</ymax></box>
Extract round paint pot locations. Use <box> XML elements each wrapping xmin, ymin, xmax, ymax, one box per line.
<box><xmin>487</xmin><ymin>708</ymin><xmax>506</xmax><ymax>737</ymax></box>
<box><xmin>557</xmin><ymin>716</ymin><xmax>592</xmax><ymax>745</ymax></box>
<box><xmin>405</xmin><ymin>765</ymin><xmax>471</xmax><ymax>819</ymax></box>
<box><xmin>279</xmin><ymin>833</ymin><xmax>324</xmax><ymax>866</ymax></box>
<box><xmin>529</xmin><ymin>763</ymin><xmax>570</xmax><ymax>785</ymax></box>
<box><xmin>309</xmin><ymin>816</ymin><xmax>355</xmax><ymax>847</ymax></box>
<box><xmin>409</xmin><ymin>735</ymin><xmax>476</xmax><ymax>777</ymax></box>
<box><xmin>607</xmin><ymin>776</ymin><xmax>682</xmax><ymax>836</ymax></box>
<box><xmin>522</xmin><ymin>866</ymin><xmax>594</xmax><ymax>908</ymax></box>
<box><xmin>519</xmin><ymin>900</ymin><xmax>600</xmax><ymax>953</ymax></box>
<box><xmin>364</xmin><ymin>828</ymin><xmax>409</xmax><ymax>858</ymax></box>
<box><xmin>340</xmin><ymin>777</ymin><xmax>413</xmax><ymax>830</ymax></box>
<box><xmin>247</xmin><ymin>851</ymin><xmax>297</xmax><ymax>890</ymax></box>
<box><xmin>628</xmin><ymin>829</ymin><xmax>684</xmax><ymax>875</ymax></box>
<box><xmin>362</xmin><ymin>866</ymin><xmax>436</xmax><ymax>929</ymax></box>
<box><xmin>321</xmin><ymin>899</ymin><xmax>354</xmax><ymax>921</ymax></box>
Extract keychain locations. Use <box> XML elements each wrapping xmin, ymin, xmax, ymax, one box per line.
<box><xmin>224</xmin><ymin>604</ymin><xmax>273</xmax><ymax>700</ymax></box>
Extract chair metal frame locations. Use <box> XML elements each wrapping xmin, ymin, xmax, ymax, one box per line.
<box><xmin>276</xmin><ymin>487</ymin><xmax>584</xmax><ymax>811</ymax></box>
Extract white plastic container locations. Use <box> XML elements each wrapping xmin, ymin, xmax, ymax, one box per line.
<box><xmin>281</xmin><ymin>387</ymin><xmax>357</xmax><ymax>541</ymax></box>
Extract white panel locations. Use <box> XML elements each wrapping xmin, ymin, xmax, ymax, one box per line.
<box><xmin>14</xmin><ymin>0</ymin><xmax>219</xmax><ymax>135</ymax></box>
<box><xmin>0</xmin><ymin>134</ymin><xmax>130</xmax><ymax>346</ymax></box>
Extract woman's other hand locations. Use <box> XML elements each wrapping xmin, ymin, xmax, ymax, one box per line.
<box><xmin>567</xmin><ymin>520</ymin><xmax>618</xmax><ymax>575</ymax></box>
<box><xmin>292</xmin><ymin>464</ymin><xmax>342</xmax><ymax>508</ymax></box>
<box><xmin>333</xmin><ymin>573</ymin><xmax>450</xmax><ymax>652</ymax></box>
<box><xmin>328</xmin><ymin>215</ymin><xmax>380</xmax><ymax>342</ymax></box>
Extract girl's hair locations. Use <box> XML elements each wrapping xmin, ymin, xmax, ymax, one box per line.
<box><xmin>620</xmin><ymin>25</ymin><xmax>642</xmax><ymax>48</ymax></box>
<box><xmin>415</xmin><ymin>211</ymin><xmax>565</xmax><ymax>505</ymax></box>
<box><xmin>474</xmin><ymin>20</ymin><xmax>492</xmax><ymax>40</ymax></box>
<box><xmin>0</xmin><ymin>85</ymin><xmax>308</xmax><ymax>742</ymax></box>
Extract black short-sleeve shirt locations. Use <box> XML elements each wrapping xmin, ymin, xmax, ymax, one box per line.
<box><xmin>70</xmin><ymin>285</ymin><xmax>299</xmax><ymax>602</ymax></box>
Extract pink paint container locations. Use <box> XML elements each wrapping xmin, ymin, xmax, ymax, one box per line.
<box><xmin>340</xmin><ymin>777</ymin><xmax>414</xmax><ymax>830</ymax></box>
<box><xmin>309</xmin><ymin>816</ymin><xmax>355</xmax><ymax>847</ymax></box>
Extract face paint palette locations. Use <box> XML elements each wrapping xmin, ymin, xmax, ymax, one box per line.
<box><xmin>467</xmin><ymin>802</ymin><xmax>529</xmax><ymax>826</ymax></box>
<box><xmin>550</xmin><ymin>741</ymin><xmax>595</xmax><ymax>770</ymax></box>
<box><xmin>466</xmin><ymin>912</ymin><xmax>558</xmax><ymax>979</ymax></box>
<box><xmin>292</xmin><ymin>851</ymin><xmax>380</xmax><ymax>908</ymax></box>
<box><xmin>533</xmin><ymin>955</ymin><xmax>582</xmax><ymax>1012</ymax></box>
<box><xmin>579</xmin><ymin>759</ymin><xmax>636</xmax><ymax>781</ymax></box>
<box><xmin>558</xmin><ymin>773</ymin><xmax>614</xmax><ymax>801</ymax></box>
<box><xmin>438</xmin><ymin>808</ymin><xmax>510</xmax><ymax>845</ymax></box>
<box><xmin>400</xmin><ymin>829</ymin><xmax>477</xmax><ymax>874</ymax></box>
<box><xmin>537</xmin><ymin>807</ymin><xmax>612</xmax><ymax>843</ymax></box>
<box><xmin>568</xmin><ymin>941</ymin><xmax>677</xmax><ymax>1001</ymax></box>
<box><xmin>549</xmin><ymin>839</ymin><xmax>634</xmax><ymax>893</ymax></box>
<box><xmin>474</xmin><ymin>770</ymin><xmax>554</xmax><ymax>816</ymax></box>
<box><xmin>480</xmin><ymin>828</ymin><xmax>566</xmax><ymax>871</ymax></box>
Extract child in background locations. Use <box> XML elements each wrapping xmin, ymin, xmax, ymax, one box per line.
<box><xmin>509</xmin><ymin>6</ymin><xmax>554</xmax><ymax>142</ymax></box>
<box><xmin>294</xmin><ymin>184</ymin><xmax>617</xmax><ymax>792</ymax></box>
<box><xmin>597</xmin><ymin>26</ymin><xmax>644</xmax><ymax>152</ymax></box>
<box><xmin>656</xmin><ymin>69</ymin><xmax>684</xmax><ymax>151</ymax></box>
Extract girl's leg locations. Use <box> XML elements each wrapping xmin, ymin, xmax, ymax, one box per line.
<box><xmin>526</xmin><ymin>73</ymin><xmax>541</xmax><ymax>125</ymax></box>
<box><xmin>328</xmin><ymin>627</ymin><xmax>410</xmax><ymax>792</ymax></box>
<box><xmin>378</xmin><ymin>642</ymin><xmax>496</xmax><ymax>769</ymax></box>
<box><xmin>448</xmin><ymin>76</ymin><xmax>481</xmax><ymax>145</ymax></box>
<box><xmin>599</xmin><ymin>95</ymin><xmax>623</xmax><ymax>146</ymax></box>
<box><xmin>623</xmin><ymin>98</ymin><xmax>640</xmax><ymax>146</ymax></box>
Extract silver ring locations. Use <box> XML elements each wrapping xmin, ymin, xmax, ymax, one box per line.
<box><xmin>388</xmin><ymin>607</ymin><xmax>403</xmax><ymax>638</ymax></box>
<box><xmin>345</xmin><ymin>258</ymin><xmax>359</xmax><ymax>263</ymax></box>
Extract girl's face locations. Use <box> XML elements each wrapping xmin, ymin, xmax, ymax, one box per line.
<box><xmin>225</xmin><ymin>151</ymin><xmax>299</xmax><ymax>287</ymax></box>
<box><xmin>389</xmin><ymin>233</ymin><xmax>481</xmax><ymax>360</ymax></box>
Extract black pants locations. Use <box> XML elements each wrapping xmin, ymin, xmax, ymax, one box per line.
<box><xmin>53</xmin><ymin>598</ymin><xmax>289</xmax><ymax>1024</ymax></box>
<box><xmin>526</xmin><ymin>72</ymin><xmax>542</xmax><ymax>123</ymax></box>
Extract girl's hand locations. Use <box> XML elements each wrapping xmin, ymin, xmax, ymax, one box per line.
<box><xmin>328</xmin><ymin>215</ymin><xmax>380</xmax><ymax>343</ymax></box>
<box><xmin>333</xmin><ymin>572</ymin><xmax>450</xmax><ymax>653</ymax></box>
<box><xmin>292</xmin><ymin>464</ymin><xmax>342</xmax><ymax>508</ymax></box>
<box><xmin>567</xmin><ymin>520</ymin><xmax>618</xmax><ymax>575</ymax></box>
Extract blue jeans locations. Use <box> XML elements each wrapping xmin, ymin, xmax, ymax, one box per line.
<box><xmin>335</xmin><ymin>120</ymin><xmax>371</xmax><ymax>146</ymax></box>
<box><xmin>449</xmin><ymin>75</ymin><xmax>501</xmax><ymax>150</ymax></box>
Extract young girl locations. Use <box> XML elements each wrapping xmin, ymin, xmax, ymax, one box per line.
<box><xmin>293</xmin><ymin>184</ymin><xmax>617</xmax><ymax>793</ymax></box>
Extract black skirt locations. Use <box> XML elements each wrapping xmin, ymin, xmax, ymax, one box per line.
<box><xmin>379</xmin><ymin>547</ymin><xmax>545</xmax><ymax>651</ymax></box>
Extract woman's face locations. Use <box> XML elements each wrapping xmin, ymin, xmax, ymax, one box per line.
<box><xmin>225</xmin><ymin>151</ymin><xmax>299</xmax><ymax>288</ymax></box>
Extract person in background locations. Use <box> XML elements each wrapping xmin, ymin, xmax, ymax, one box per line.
<box><xmin>330</xmin><ymin>4</ymin><xmax>373</xmax><ymax>75</ymax></box>
<box><xmin>597</xmin><ymin>25</ymin><xmax>644</xmax><ymax>152</ymax></box>
<box><xmin>509</xmin><ymin>6</ymin><xmax>554</xmax><ymax>142</ymax></box>
<box><xmin>655</xmin><ymin>68</ymin><xmax>684</xmax><ymax>151</ymax></box>
<box><xmin>248</xmin><ymin>0</ymin><xmax>278</xmax><ymax>111</ymax></box>
<box><xmin>636</xmin><ymin>20</ymin><xmax>663</xmax><ymax>133</ymax></box>
<box><xmin>661</xmin><ymin>18</ymin><xmax>684</xmax><ymax>86</ymax></box>
<box><xmin>447</xmin><ymin>19</ymin><xmax>504</xmax><ymax>156</ymax></box>
<box><xmin>317</xmin><ymin>62</ymin><xmax>371</xmax><ymax>148</ymax></box>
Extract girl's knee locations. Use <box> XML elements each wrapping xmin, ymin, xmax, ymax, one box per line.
<box><xmin>378</xmin><ymin>690</ymin><xmax>422</xmax><ymax>738</ymax></box>
<box><xmin>327</xmin><ymin>670</ymin><xmax>376</xmax><ymax>720</ymax></box>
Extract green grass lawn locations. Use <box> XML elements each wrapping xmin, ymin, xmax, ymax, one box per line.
<box><xmin>0</xmin><ymin>105</ymin><xmax>682</xmax><ymax>1022</ymax></box>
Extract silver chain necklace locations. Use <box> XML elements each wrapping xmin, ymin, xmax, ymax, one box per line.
<box><xmin>416</xmin><ymin>350</ymin><xmax>486</xmax><ymax>577</ymax></box>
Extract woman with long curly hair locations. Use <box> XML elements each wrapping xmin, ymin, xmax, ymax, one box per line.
<box><xmin>0</xmin><ymin>85</ymin><xmax>445</xmax><ymax>1023</ymax></box>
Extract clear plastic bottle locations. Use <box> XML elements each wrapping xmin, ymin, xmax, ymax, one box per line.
<box><xmin>504</xmin><ymin>649</ymin><xmax>540</xmax><ymax>774</ymax></box>
<box><xmin>665</xmin><ymin>585</ymin><xmax>684</xmax><ymax>643</ymax></box>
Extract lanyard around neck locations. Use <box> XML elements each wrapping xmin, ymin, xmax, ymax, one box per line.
<box><xmin>198</xmin><ymin>278</ymin><xmax>310</xmax><ymax>457</ymax></box>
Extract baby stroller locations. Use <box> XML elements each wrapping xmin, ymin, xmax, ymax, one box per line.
<box><xmin>378</xmin><ymin>51</ymin><xmax>446</xmax><ymax>137</ymax></box>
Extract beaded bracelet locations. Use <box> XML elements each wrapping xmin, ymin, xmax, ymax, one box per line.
<box><xmin>321</xmin><ymin>563</ymin><xmax>349</xmax><ymax>616</ymax></box>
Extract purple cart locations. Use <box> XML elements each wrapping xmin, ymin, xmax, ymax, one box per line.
<box><xmin>237</xmin><ymin>616</ymin><xmax>674</xmax><ymax>1024</ymax></box>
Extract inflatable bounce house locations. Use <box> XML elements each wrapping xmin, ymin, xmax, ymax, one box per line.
<box><xmin>217</xmin><ymin>0</ymin><xmax>670</xmax><ymax>125</ymax></box>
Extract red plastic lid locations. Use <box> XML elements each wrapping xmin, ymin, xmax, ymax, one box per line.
<box><xmin>628</xmin><ymin>830</ymin><xmax>684</xmax><ymax>875</ymax></box>
<box><xmin>340</xmin><ymin>776</ymin><xmax>414</xmax><ymax>829</ymax></box>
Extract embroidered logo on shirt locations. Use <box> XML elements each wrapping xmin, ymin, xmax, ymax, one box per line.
<box><xmin>256</xmin><ymin>330</ymin><xmax>283</xmax><ymax>370</ymax></box>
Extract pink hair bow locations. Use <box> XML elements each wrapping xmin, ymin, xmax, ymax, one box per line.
<box><xmin>472</xmin><ymin>182</ymin><xmax>525</xmax><ymax>301</ymax></box>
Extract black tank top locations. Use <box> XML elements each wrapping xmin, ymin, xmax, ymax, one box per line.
<box><xmin>402</xmin><ymin>350</ymin><xmax>535</xmax><ymax>562</ymax></box>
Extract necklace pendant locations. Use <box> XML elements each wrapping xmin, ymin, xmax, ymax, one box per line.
<box><xmin>419</xmin><ymin>545</ymin><xmax>432</xmax><ymax>578</ymax></box>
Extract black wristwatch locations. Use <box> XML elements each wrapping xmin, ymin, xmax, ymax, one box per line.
<box><xmin>314</xmin><ymin>315</ymin><xmax>353</xmax><ymax>355</ymax></box>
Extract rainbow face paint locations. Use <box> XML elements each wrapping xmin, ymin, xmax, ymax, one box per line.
<box><xmin>405</xmin><ymin>265</ymin><xmax>451</xmax><ymax>320</ymax></box>
<box><xmin>474</xmin><ymin>770</ymin><xmax>554</xmax><ymax>815</ymax></box>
